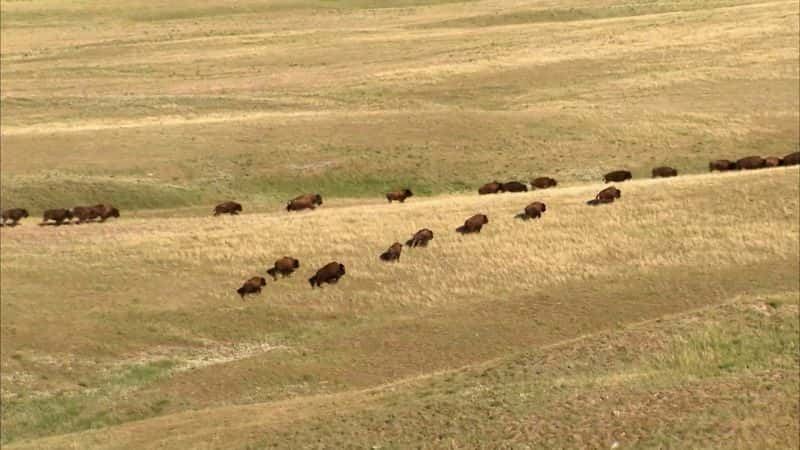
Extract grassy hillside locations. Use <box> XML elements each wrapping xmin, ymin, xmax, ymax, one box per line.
<box><xmin>2</xmin><ymin>0</ymin><xmax>798</xmax><ymax>211</ymax></box>
<box><xmin>2</xmin><ymin>168</ymin><xmax>798</xmax><ymax>447</ymax></box>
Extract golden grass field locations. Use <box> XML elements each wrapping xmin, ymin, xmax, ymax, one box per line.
<box><xmin>1</xmin><ymin>0</ymin><xmax>799</xmax><ymax>448</ymax></box>
<box><xmin>1</xmin><ymin>0</ymin><xmax>798</xmax><ymax>209</ymax></box>
<box><xmin>2</xmin><ymin>168</ymin><xmax>799</xmax><ymax>448</ymax></box>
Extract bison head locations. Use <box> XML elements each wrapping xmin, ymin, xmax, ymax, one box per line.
<box><xmin>403</xmin><ymin>189</ymin><xmax>413</xmax><ymax>197</ymax></box>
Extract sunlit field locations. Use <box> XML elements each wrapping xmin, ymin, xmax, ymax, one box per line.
<box><xmin>1</xmin><ymin>0</ymin><xmax>798</xmax><ymax>448</ymax></box>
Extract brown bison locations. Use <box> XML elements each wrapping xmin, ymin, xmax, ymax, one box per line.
<box><xmin>287</xmin><ymin>193</ymin><xmax>322</xmax><ymax>211</ymax></box>
<box><xmin>734</xmin><ymin>156</ymin><xmax>765</xmax><ymax>170</ymax></box>
<box><xmin>309</xmin><ymin>262</ymin><xmax>346</xmax><ymax>288</ymax></box>
<box><xmin>405</xmin><ymin>228</ymin><xmax>434</xmax><ymax>247</ymax></box>
<box><xmin>237</xmin><ymin>276</ymin><xmax>266</xmax><ymax>299</ymax></box>
<box><xmin>501</xmin><ymin>181</ymin><xmax>528</xmax><ymax>193</ymax></box>
<box><xmin>597</xmin><ymin>186</ymin><xmax>621</xmax><ymax>200</ymax></box>
<box><xmin>531</xmin><ymin>177</ymin><xmax>557</xmax><ymax>189</ymax></box>
<box><xmin>92</xmin><ymin>204</ymin><xmax>120</xmax><ymax>222</ymax></box>
<box><xmin>379</xmin><ymin>242</ymin><xmax>403</xmax><ymax>262</ymax></box>
<box><xmin>782</xmin><ymin>151</ymin><xmax>800</xmax><ymax>166</ymax></box>
<box><xmin>588</xmin><ymin>186</ymin><xmax>620</xmax><ymax>205</ymax></box>
<box><xmin>266</xmin><ymin>257</ymin><xmax>300</xmax><ymax>280</ymax></box>
<box><xmin>764</xmin><ymin>157</ymin><xmax>781</xmax><ymax>167</ymax></box>
<box><xmin>41</xmin><ymin>208</ymin><xmax>73</xmax><ymax>225</ymax></box>
<box><xmin>214</xmin><ymin>201</ymin><xmax>242</xmax><ymax>216</ymax></box>
<box><xmin>386</xmin><ymin>189</ymin><xmax>413</xmax><ymax>203</ymax></box>
<box><xmin>478</xmin><ymin>181</ymin><xmax>504</xmax><ymax>195</ymax></box>
<box><xmin>71</xmin><ymin>206</ymin><xmax>101</xmax><ymax>224</ymax></box>
<box><xmin>2</xmin><ymin>208</ymin><xmax>29</xmax><ymax>226</ymax></box>
<box><xmin>651</xmin><ymin>166</ymin><xmax>678</xmax><ymax>178</ymax></box>
<box><xmin>709</xmin><ymin>160</ymin><xmax>735</xmax><ymax>171</ymax></box>
<box><xmin>603</xmin><ymin>170</ymin><xmax>632</xmax><ymax>183</ymax></box>
<box><xmin>516</xmin><ymin>201</ymin><xmax>546</xmax><ymax>220</ymax></box>
<box><xmin>456</xmin><ymin>214</ymin><xmax>489</xmax><ymax>234</ymax></box>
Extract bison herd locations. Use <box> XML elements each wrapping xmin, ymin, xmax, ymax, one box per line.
<box><xmin>1</xmin><ymin>204</ymin><xmax>120</xmax><ymax>227</ymax></box>
<box><xmin>2</xmin><ymin>151</ymin><xmax>798</xmax><ymax>300</ymax></box>
<box><xmin>709</xmin><ymin>152</ymin><xmax>799</xmax><ymax>172</ymax></box>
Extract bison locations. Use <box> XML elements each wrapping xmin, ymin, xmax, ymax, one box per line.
<box><xmin>516</xmin><ymin>201</ymin><xmax>546</xmax><ymax>220</ymax></box>
<box><xmin>379</xmin><ymin>242</ymin><xmax>403</xmax><ymax>262</ymax></box>
<box><xmin>734</xmin><ymin>156</ymin><xmax>765</xmax><ymax>170</ymax></box>
<box><xmin>456</xmin><ymin>214</ymin><xmax>489</xmax><ymax>234</ymax></box>
<box><xmin>588</xmin><ymin>187</ymin><xmax>620</xmax><ymax>206</ymax></box>
<box><xmin>764</xmin><ymin>157</ymin><xmax>782</xmax><ymax>167</ymax></box>
<box><xmin>651</xmin><ymin>166</ymin><xmax>678</xmax><ymax>178</ymax></box>
<box><xmin>405</xmin><ymin>228</ymin><xmax>434</xmax><ymax>247</ymax></box>
<box><xmin>1</xmin><ymin>208</ymin><xmax>29</xmax><ymax>226</ymax></box>
<box><xmin>386</xmin><ymin>189</ymin><xmax>413</xmax><ymax>203</ymax></box>
<box><xmin>709</xmin><ymin>160</ymin><xmax>735</xmax><ymax>171</ymax></box>
<box><xmin>782</xmin><ymin>151</ymin><xmax>800</xmax><ymax>166</ymax></box>
<box><xmin>237</xmin><ymin>276</ymin><xmax>266</xmax><ymax>299</ymax></box>
<box><xmin>478</xmin><ymin>181</ymin><xmax>504</xmax><ymax>195</ymax></box>
<box><xmin>603</xmin><ymin>170</ymin><xmax>632</xmax><ymax>183</ymax></box>
<box><xmin>531</xmin><ymin>177</ymin><xmax>557</xmax><ymax>189</ymax></box>
<box><xmin>501</xmin><ymin>181</ymin><xmax>528</xmax><ymax>193</ymax></box>
<box><xmin>309</xmin><ymin>262</ymin><xmax>346</xmax><ymax>288</ymax></box>
<box><xmin>266</xmin><ymin>257</ymin><xmax>300</xmax><ymax>280</ymax></box>
<box><xmin>71</xmin><ymin>206</ymin><xmax>100</xmax><ymax>224</ymax></box>
<box><xmin>597</xmin><ymin>186</ymin><xmax>621</xmax><ymax>200</ymax></box>
<box><xmin>214</xmin><ymin>201</ymin><xmax>242</xmax><ymax>216</ymax></box>
<box><xmin>287</xmin><ymin>193</ymin><xmax>322</xmax><ymax>211</ymax></box>
<box><xmin>41</xmin><ymin>208</ymin><xmax>73</xmax><ymax>225</ymax></box>
<box><xmin>93</xmin><ymin>204</ymin><xmax>120</xmax><ymax>222</ymax></box>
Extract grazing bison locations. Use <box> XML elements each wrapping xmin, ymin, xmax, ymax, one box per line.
<box><xmin>93</xmin><ymin>204</ymin><xmax>120</xmax><ymax>222</ymax></box>
<box><xmin>734</xmin><ymin>156</ymin><xmax>765</xmax><ymax>170</ymax></box>
<box><xmin>405</xmin><ymin>228</ymin><xmax>434</xmax><ymax>247</ymax></box>
<box><xmin>456</xmin><ymin>214</ymin><xmax>489</xmax><ymax>234</ymax></box>
<box><xmin>379</xmin><ymin>242</ymin><xmax>403</xmax><ymax>262</ymax></box>
<box><xmin>531</xmin><ymin>177</ymin><xmax>557</xmax><ymax>189</ymax></box>
<box><xmin>309</xmin><ymin>262</ymin><xmax>346</xmax><ymax>288</ymax></box>
<box><xmin>651</xmin><ymin>166</ymin><xmax>678</xmax><ymax>178</ymax></box>
<box><xmin>266</xmin><ymin>257</ymin><xmax>300</xmax><ymax>280</ymax></box>
<box><xmin>71</xmin><ymin>206</ymin><xmax>100</xmax><ymax>224</ymax></box>
<box><xmin>588</xmin><ymin>187</ymin><xmax>620</xmax><ymax>206</ymax></box>
<box><xmin>1</xmin><ymin>208</ymin><xmax>29</xmax><ymax>226</ymax></box>
<box><xmin>214</xmin><ymin>201</ymin><xmax>242</xmax><ymax>216</ymax></box>
<box><xmin>517</xmin><ymin>201</ymin><xmax>546</xmax><ymax>220</ymax></box>
<box><xmin>764</xmin><ymin>157</ymin><xmax>781</xmax><ymax>167</ymax></box>
<box><xmin>386</xmin><ymin>189</ymin><xmax>413</xmax><ymax>203</ymax></box>
<box><xmin>237</xmin><ymin>276</ymin><xmax>266</xmax><ymax>299</ymax></box>
<box><xmin>42</xmin><ymin>209</ymin><xmax>73</xmax><ymax>225</ymax></box>
<box><xmin>597</xmin><ymin>186</ymin><xmax>621</xmax><ymax>200</ymax></box>
<box><xmin>709</xmin><ymin>160</ymin><xmax>735</xmax><ymax>171</ymax></box>
<box><xmin>603</xmin><ymin>170</ymin><xmax>632</xmax><ymax>183</ymax></box>
<box><xmin>287</xmin><ymin>193</ymin><xmax>322</xmax><ymax>211</ymax></box>
<box><xmin>501</xmin><ymin>181</ymin><xmax>528</xmax><ymax>192</ymax></box>
<box><xmin>478</xmin><ymin>181</ymin><xmax>504</xmax><ymax>195</ymax></box>
<box><xmin>782</xmin><ymin>151</ymin><xmax>800</xmax><ymax>166</ymax></box>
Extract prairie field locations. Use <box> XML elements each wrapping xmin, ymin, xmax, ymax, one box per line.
<box><xmin>1</xmin><ymin>0</ymin><xmax>799</xmax><ymax>448</ymax></box>
<box><xmin>1</xmin><ymin>0</ymin><xmax>798</xmax><ymax>210</ymax></box>
<box><xmin>2</xmin><ymin>168</ymin><xmax>799</xmax><ymax>448</ymax></box>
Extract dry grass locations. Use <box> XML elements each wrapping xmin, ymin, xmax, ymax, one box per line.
<box><xmin>1</xmin><ymin>0</ymin><xmax>798</xmax><ymax>209</ymax></box>
<box><xmin>1</xmin><ymin>0</ymin><xmax>799</xmax><ymax>447</ymax></box>
<box><xmin>1</xmin><ymin>167</ymin><xmax>798</xmax><ymax>447</ymax></box>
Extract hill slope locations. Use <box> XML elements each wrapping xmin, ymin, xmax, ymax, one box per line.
<box><xmin>2</xmin><ymin>0</ymin><xmax>798</xmax><ymax>210</ymax></box>
<box><xmin>2</xmin><ymin>168</ymin><xmax>798</xmax><ymax>447</ymax></box>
